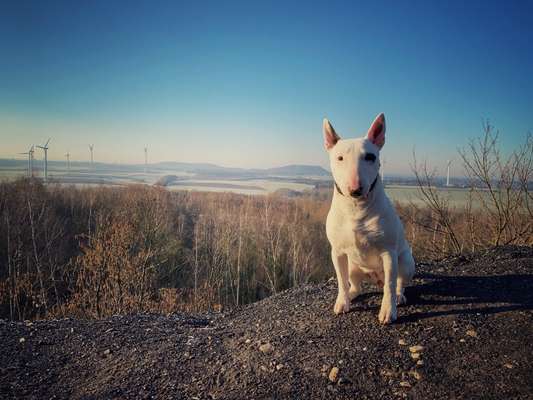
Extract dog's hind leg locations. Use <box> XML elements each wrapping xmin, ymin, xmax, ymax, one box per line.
<box><xmin>396</xmin><ymin>248</ymin><xmax>415</xmax><ymax>305</ymax></box>
<box><xmin>348</xmin><ymin>265</ymin><xmax>365</xmax><ymax>301</ymax></box>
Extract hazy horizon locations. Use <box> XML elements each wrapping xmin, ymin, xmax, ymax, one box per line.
<box><xmin>1</xmin><ymin>1</ymin><xmax>532</xmax><ymax>176</ymax></box>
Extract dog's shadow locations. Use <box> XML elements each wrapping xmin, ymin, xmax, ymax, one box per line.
<box><xmin>351</xmin><ymin>273</ymin><xmax>533</xmax><ymax>323</ymax></box>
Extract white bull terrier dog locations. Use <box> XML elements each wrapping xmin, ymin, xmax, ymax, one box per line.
<box><xmin>323</xmin><ymin>113</ymin><xmax>415</xmax><ymax>324</ymax></box>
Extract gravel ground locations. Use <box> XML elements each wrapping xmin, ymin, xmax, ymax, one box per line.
<box><xmin>1</xmin><ymin>246</ymin><xmax>532</xmax><ymax>399</ymax></box>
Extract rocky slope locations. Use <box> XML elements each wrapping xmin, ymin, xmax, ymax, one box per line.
<box><xmin>1</xmin><ymin>246</ymin><xmax>532</xmax><ymax>399</ymax></box>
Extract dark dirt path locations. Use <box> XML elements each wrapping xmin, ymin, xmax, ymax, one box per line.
<box><xmin>1</xmin><ymin>246</ymin><xmax>532</xmax><ymax>399</ymax></box>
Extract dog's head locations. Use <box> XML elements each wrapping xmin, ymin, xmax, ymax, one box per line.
<box><xmin>323</xmin><ymin>113</ymin><xmax>385</xmax><ymax>199</ymax></box>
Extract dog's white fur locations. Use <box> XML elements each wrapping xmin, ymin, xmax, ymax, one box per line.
<box><xmin>323</xmin><ymin>113</ymin><xmax>415</xmax><ymax>324</ymax></box>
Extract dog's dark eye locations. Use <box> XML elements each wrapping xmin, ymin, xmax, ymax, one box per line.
<box><xmin>337</xmin><ymin>156</ymin><xmax>343</xmax><ymax>161</ymax></box>
<box><xmin>364</xmin><ymin>153</ymin><xmax>376</xmax><ymax>162</ymax></box>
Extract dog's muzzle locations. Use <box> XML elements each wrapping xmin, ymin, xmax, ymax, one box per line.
<box><xmin>335</xmin><ymin>174</ymin><xmax>379</xmax><ymax>198</ymax></box>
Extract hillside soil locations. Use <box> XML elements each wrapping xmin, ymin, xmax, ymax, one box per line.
<box><xmin>1</xmin><ymin>246</ymin><xmax>532</xmax><ymax>399</ymax></box>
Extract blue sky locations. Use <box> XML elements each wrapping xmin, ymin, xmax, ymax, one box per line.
<box><xmin>0</xmin><ymin>0</ymin><xmax>532</xmax><ymax>174</ymax></box>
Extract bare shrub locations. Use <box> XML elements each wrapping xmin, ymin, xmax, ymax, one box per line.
<box><xmin>0</xmin><ymin>179</ymin><xmax>69</xmax><ymax>320</ymax></box>
<box><xmin>459</xmin><ymin>123</ymin><xmax>532</xmax><ymax>246</ymax></box>
<box><xmin>408</xmin><ymin>123</ymin><xmax>532</xmax><ymax>258</ymax></box>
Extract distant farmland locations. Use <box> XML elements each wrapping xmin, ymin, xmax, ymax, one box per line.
<box><xmin>0</xmin><ymin>158</ymin><xmax>481</xmax><ymax>205</ymax></box>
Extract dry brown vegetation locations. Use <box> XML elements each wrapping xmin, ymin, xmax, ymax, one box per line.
<box><xmin>1</xmin><ymin>178</ymin><xmax>530</xmax><ymax>321</ymax></box>
<box><xmin>408</xmin><ymin>125</ymin><xmax>532</xmax><ymax>258</ymax></box>
<box><xmin>0</xmin><ymin>181</ymin><xmax>331</xmax><ymax>320</ymax></box>
<box><xmin>0</xmin><ymin>127</ymin><xmax>531</xmax><ymax>321</ymax></box>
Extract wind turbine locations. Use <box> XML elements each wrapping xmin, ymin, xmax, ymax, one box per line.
<box><xmin>144</xmin><ymin>146</ymin><xmax>148</xmax><ymax>173</ymax></box>
<box><xmin>65</xmin><ymin>152</ymin><xmax>71</xmax><ymax>174</ymax></box>
<box><xmin>89</xmin><ymin>144</ymin><xmax>94</xmax><ymax>170</ymax></box>
<box><xmin>29</xmin><ymin>146</ymin><xmax>35</xmax><ymax>177</ymax></box>
<box><xmin>446</xmin><ymin>159</ymin><xmax>452</xmax><ymax>187</ymax></box>
<box><xmin>19</xmin><ymin>146</ymin><xmax>34</xmax><ymax>177</ymax></box>
<box><xmin>37</xmin><ymin>138</ymin><xmax>51</xmax><ymax>183</ymax></box>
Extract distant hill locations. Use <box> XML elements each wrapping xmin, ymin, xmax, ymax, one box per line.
<box><xmin>153</xmin><ymin>162</ymin><xmax>329</xmax><ymax>178</ymax></box>
<box><xmin>152</xmin><ymin>162</ymin><xmax>246</xmax><ymax>176</ymax></box>
<box><xmin>0</xmin><ymin>158</ymin><xmax>328</xmax><ymax>179</ymax></box>
<box><xmin>261</xmin><ymin>164</ymin><xmax>330</xmax><ymax>177</ymax></box>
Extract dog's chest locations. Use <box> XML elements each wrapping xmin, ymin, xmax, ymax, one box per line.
<box><xmin>330</xmin><ymin>215</ymin><xmax>384</xmax><ymax>269</ymax></box>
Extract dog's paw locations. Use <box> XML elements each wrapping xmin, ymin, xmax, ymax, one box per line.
<box><xmin>348</xmin><ymin>285</ymin><xmax>361</xmax><ymax>301</ymax></box>
<box><xmin>396</xmin><ymin>293</ymin><xmax>407</xmax><ymax>305</ymax></box>
<box><xmin>378</xmin><ymin>300</ymin><xmax>397</xmax><ymax>324</ymax></box>
<box><xmin>333</xmin><ymin>295</ymin><xmax>350</xmax><ymax>315</ymax></box>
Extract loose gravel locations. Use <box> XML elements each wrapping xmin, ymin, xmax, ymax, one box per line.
<box><xmin>1</xmin><ymin>246</ymin><xmax>532</xmax><ymax>399</ymax></box>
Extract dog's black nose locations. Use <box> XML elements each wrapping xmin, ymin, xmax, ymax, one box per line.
<box><xmin>350</xmin><ymin>188</ymin><xmax>363</xmax><ymax>198</ymax></box>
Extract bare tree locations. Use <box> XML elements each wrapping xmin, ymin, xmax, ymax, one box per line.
<box><xmin>410</xmin><ymin>122</ymin><xmax>532</xmax><ymax>258</ymax></box>
<box><xmin>459</xmin><ymin>123</ymin><xmax>532</xmax><ymax>246</ymax></box>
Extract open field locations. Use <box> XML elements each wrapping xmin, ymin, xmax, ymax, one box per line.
<box><xmin>385</xmin><ymin>185</ymin><xmax>477</xmax><ymax>207</ymax></box>
<box><xmin>0</xmin><ymin>160</ymin><xmax>479</xmax><ymax>205</ymax></box>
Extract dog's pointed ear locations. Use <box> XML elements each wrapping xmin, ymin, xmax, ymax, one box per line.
<box><xmin>366</xmin><ymin>113</ymin><xmax>386</xmax><ymax>149</ymax></box>
<box><xmin>323</xmin><ymin>118</ymin><xmax>340</xmax><ymax>150</ymax></box>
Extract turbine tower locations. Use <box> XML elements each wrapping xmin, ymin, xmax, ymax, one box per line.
<box><xmin>29</xmin><ymin>146</ymin><xmax>35</xmax><ymax>177</ymax></box>
<box><xmin>65</xmin><ymin>152</ymin><xmax>71</xmax><ymax>174</ymax></box>
<box><xmin>446</xmin><ymin>159</ymin><xmax>452</xmax><ymax>187</ymax></box>
<box><xmin>37</xmin><ymin>138</ymin><xmax>51</xmax><ymax>183</ymax></box>
<box><xmin>19</xmin><ymin>146</ymin><xmax>34</xmax><ymax>177</ymax></box>
<box><xmin>144</xmin><ymin>146</ymin><xmax>148</xmax><ymax>174</ymax></box>
<box><xmin>89</xmin><ymin>144</ymin><xmax>94</xmax><ymax>170</ymax></box>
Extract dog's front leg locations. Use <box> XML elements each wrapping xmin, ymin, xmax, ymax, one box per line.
<box><xmin>331</xmin><ymin>250</ymin><xmax>350</xmax><ymax>314</ymax></box>
<box><xmin>378</xmin><ymin>251</ymin><xmax>398</xmax><ymax>324</ymax></box>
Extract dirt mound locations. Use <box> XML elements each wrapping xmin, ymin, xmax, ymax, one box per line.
<box><xmin>1</xmin><ymin>246</ymin><xmax>532</xmax><ymax>399</ymax></box>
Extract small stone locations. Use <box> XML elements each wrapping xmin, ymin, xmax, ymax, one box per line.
<box><xmin>410</xmin><ymin>352</ymin><xmax>421</xmax><ymax>360</ymax></box>
<box><xmin>321</xmin><ymin>364</ymin><xmax>329</xmax><ymax>373</ymax></box>
<box><xmin>329</xmin><ymin>367</ymin><xmax>340</xmax><ymax>383</ymax></box>
<box><xmin>259</xmin><ymin>343</ymin><xmax>274</xmax><ymax>354</ymax></box>
<box><xmin>409</xmin><ymin>370</ymin><xmax>422</xmax><ymax>380</ymax></box>
<box><xmin>337</xmin><ymin>377</ymin><xmax>350</xmax><ymax>386</ymax></box>
<box><xmin>409</xmin><ymin>345</ymin><xmax>424</xmax><ymax>353</ymax></box>
<box><xmin>276</xmin><ymin>363</ymin><xmax>283</xmax><ymax>370</ymax></box>
<box><xmin>466</xmin><ymin>329</ymin><xmax>478</xmax><ymax>338</ymax></box>
<box><xmin>245</xmin><ymin>338</ymin><xmax>251</xmax><ymax>344</ymax></box>
<box><xmin>503</xmin><ymin>363</ymin><xmax>513</xmax><ymax>369</ymax></box>
<box><xmin>416</xmin><ymin>360</ymin><xmax>424</xmax><ymax>367</ymax></box>
<box><xmin>398</xmin><ymin>339</ymin><xmax>407</xmax><ymax>346</ymax></box>
<box><xmin>70</xmin><ymin>328</ymin><xmax>74</xmax><ymax>333</ymax></box>
<box><xmin>459</xmin><ymin>338</ymin><xmax>466</xmax><ymax>343</ymax></box>
<box><xmin>103</xmin><ymin>349</ymin><xmax>111</xmax><ymax>356</ymax></box>
<box><xmin>399</xmin><ymin>381</ymin><xmax>412</xmax><ymax>388</ymax></box>
<box><xmin>19</xmin><ymin>337</ymin><xmax>25</xmax><ymax>343</ymax></box>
